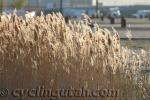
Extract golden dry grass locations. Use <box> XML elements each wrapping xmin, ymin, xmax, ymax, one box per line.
<box><xmin>0</xmin><ymin>11</ymin><xmax>149</xmax><ymax>100</ymax></box>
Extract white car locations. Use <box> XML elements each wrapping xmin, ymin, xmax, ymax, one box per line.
<box><xmin>109</xmin><ymin>7</ymin><xmax>121</xmax><ymax>18</ymax></box>
<box><xmin>133</xmin><ymin>10</ymin><xmax>150</xmax><ymax>18</ymax></box>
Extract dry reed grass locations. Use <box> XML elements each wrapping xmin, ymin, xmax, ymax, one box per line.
<box><xmin>0</xmin><ymin>11</ymin><xmax>149</xmax><ymax>100</ymax></box>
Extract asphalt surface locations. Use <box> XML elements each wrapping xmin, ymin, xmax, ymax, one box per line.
<box><xmin>93</xmin><ymin>18</ymin><xmax>150</xmax><ymax>39</ymax></box>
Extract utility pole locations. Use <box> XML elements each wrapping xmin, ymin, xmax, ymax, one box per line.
<box><xmin>36</xmin><ymin>0</ymin><xmax>40</xmax><ymax>10</ymax></box>
<box><xmin>0</xmin><ymin>0</ymin><xmax>3</xmax><ymax>13</ymax></box>
<box><xmin>60</xmin><ymin>0</ymin><xmax>63</xmax><ymax>14</ymax></box>
<box><xmin>28</xmin><ymin>0</ymin><xmax>30</xmax><ymax>9</ymax></box>
<box><xmin>0</xmin><ymin>0</ymin><xmax>7</xmax><ymax>13</ymax></box>
<box><xmin>37</xmin><ymin>0</ymin><xmax>40</xmax><ymax>10</ymax></box>
<box><xmin>96</xmin><ymin>0</ymin><xmax>99</xmax><ymax>17</ymax></box>
<box><xmin>36</xmin><ymin>0</ymin><xmax>41</xmax><ymax>15</ymax></box>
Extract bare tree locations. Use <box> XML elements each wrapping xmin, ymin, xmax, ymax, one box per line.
<box><xmin>13</xmin><ymin>0</ymin><xmax>27</xmax><ymax>9</ymax></box>
<box><xmin>0</xmin><ymin>0</ymin><xmax>7</xmax><ymax>13</ymax></box>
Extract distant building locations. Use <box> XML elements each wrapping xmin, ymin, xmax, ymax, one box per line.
<box><xmin>2</xmin><ymin>0</ymin><xmax>98</xmax><ymax>9</ymax></box>
<box><xmin>68</xmin><ymin>0</ymin><xmax>97</xmax><ymax>7</ymax></box>
<box><xmin>0</xmin><ymin>0</ymin><xmax>10</xmax><ymax>9</ymax></box>
<box><xmin>28</xmin><ymin>0</ymin><xmax>60</xmax><ymax>9</ymax></box>
<box><xmin>36</xmin><ymin>0</ymin><xmax>97</xmax><ymax>8</ymax></box>
<box><xmin>33</xmin><ymin>0</ymin><xmax>97</xmax><ymax>8</ymax></box>
<box><xmin>1</xmin><ymin>0</ymin><xmax>60</xmax><ymax>9</ymax></box>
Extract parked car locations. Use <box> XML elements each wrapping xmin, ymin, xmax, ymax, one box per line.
<box><xmin>108</xmin><ymin>7</ymin><xmax>121</xmax><ymax>18</ymax></box>
<box><xmin>132</xmin><ymin>10</ymin><xmax>150</xmax><ymax>18</ymax></box>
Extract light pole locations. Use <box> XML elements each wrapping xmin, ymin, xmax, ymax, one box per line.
<box><xmin>60</xmin><ymin>0</ymin><xmax>63</xmax><ymax>14</ymax></box>
<box><xmin>0</xmin><ymin>0</ymin><xmax>3</xmax><ymax>13</ymax></box>
<box><xmin>0</xmin><ymin>0</ymin><xmax>6</xmax><ymax>13</ymax></box>
<box><xmin>28</xmin><ymin>0</ymin><xmax>30</xmax><ymax>9</ymax></box>
<box><xmin>36</xmin><ymin>0</ymin><xmax>41</xmax><ymax>14</ymax></box>
<box><xmin>36</xmin><ymin>0</ymin><xmax>41</xmax><ymax>10</ymax></box>
<box><xmin>96</xmin><ymin>0</ymin><xmax>99</xmax><ymax>17</ymax></box>
<box><xmin>3</xmin><ymin>0</ymin><xmax>7</xmax><ymax>12</ymax></box>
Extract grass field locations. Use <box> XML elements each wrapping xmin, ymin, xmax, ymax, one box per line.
<box><xmin>121</xmin><ymin>40</ymin><xmax>150</xmax><ymax>50</ymax></box>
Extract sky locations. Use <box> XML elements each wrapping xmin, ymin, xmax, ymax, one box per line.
<box><xmin>100</xmin><ymin>0</ymin><xmax>150</xmax><ymax>6</ymax></box>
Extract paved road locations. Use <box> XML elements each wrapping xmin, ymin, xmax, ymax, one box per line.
<box><xmin>94</xmin><ymin>18</ymin><xmax>150</xmax><ymax>39</ymax></box>
<box><xmin>100</xmin><ymin>24</ymin><xmax>150</xmax><ymax>39</ymax></box>
<box><xmin>94</xmin><ymin>18</ymin><xmax>150</xmax><ymax>24</ymax></box>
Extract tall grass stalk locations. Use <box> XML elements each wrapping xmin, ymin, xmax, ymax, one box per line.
<box><xmin>0</xmin><ymin>11</ymin><xmax>149</xmax><ymax>100</ymax></box>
